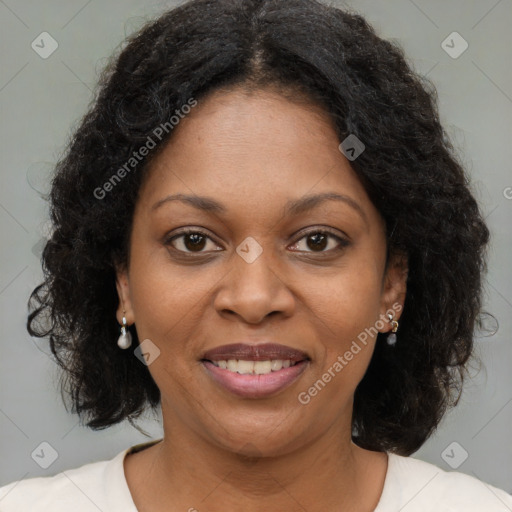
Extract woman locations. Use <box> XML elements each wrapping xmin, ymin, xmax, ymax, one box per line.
<box><xmin>0</xmin><ymin>0</ymin><xmax>510</xmax><ymax>510</ymax></box>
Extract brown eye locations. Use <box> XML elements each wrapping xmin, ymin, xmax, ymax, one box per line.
<box><xmin>306</xmin><ymin>232</ymin><xmax>328</xmax><ymax>251</ymax></box>
<box><xmin>166</xmin><ymin>230</ymin><xmax>222</xmax><ymax>253</ymax></box>
<box><xmin>182</xmin><ymin>233</ymin><xmax>207</xmax><ymax>251</ymax></box>
<box><xmin>290</xmin><ymin>230</ymin><xmax>349</xmax><ymax>253</ymax></box>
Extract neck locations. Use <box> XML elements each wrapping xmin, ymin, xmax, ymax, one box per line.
<box><xmin>128</xmin><ymin>406</ymin><xmax>387</xmax><ymax>512</ymax></box>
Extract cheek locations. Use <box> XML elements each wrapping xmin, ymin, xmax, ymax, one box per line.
<box><xmin>301</xmin><ymin>277</ymin><xmax>383</xmax><ymax>408</ymax></box>
<box><xmin>126</xmin><ymin>257</ymin><xmax>208</xmax><ymax>398</ymax></box>
<box><xmin>308</xmin><ymin>259</ymin><xmax>383</xmax><ymax>335</ymax></box>
<box><xmin>301</xmin><ymin>253</ymin><xmax>384</xmax><ymax>378</ymax></box>
<box><xmin>126</xmin><ymin>242</ymin><xmax>212</xmax><ymax>348</ymax></box>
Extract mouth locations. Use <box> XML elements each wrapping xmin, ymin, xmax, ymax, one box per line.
<box><xmin>201</xmin><ymin>343</ymin><xmax>310</xmax><ymax>398</ymax></box>
<box><xmin>209</xmin><ymin>358</ymin><xmax>302</xmax><ymax>374</ymax></box>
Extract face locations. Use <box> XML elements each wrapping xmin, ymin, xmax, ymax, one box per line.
<box><xmin>116</xmin><ymin>86</ymin><xmax>407</xmax><ymax>456</ymax></box>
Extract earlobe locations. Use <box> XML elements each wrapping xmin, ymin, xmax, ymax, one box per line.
<box><xmin>115</xmin><ymin>268</ymin><xmax>134</xmax><ymax>325</ymax></box>
<box><xmin>381</xmin><ymin>249</ymin><xmax>408</xmax><ymax>324</ymax></box>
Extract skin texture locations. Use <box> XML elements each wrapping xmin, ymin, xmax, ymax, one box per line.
<box><xmin>116</xmin><ymin>86</ymin><xmax>408</xmax><ymax>512</ymax></box>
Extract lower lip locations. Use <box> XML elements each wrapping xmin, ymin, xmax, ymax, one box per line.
<box><xmin>202</xmin><ymin>360</ymin><xmax>308</xmax><ymax>398</ymax></box>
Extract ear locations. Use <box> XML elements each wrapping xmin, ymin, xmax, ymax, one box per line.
<box><xmin>115</xmin><ymin>265</ymin><xmax>135</xmax><ymax>326</ymax></box>
<box><xmin>379</xmin><ymin>248</ymin><xmax>408</xmax><ymax>331</ymax></box>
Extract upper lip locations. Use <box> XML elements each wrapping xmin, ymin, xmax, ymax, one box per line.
<box><xmin>202</xmin><ymin>343</ymin><xmax>309</xmax><ymax>362</ymax></box>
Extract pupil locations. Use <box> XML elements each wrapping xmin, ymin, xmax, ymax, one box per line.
<box><xmin>185</xmin><ymin>233</ymin><xmax>206</xmax><ymax>251</ymax></box>
<box><xmin>307</xmin><ymin>233</ymin><xmax>327</xmax><ymax>251</ymax></box>
<box><xmin>182</xmin><ymin>233</ymin><xmax>329</xmax><ymax>252</ymax></box>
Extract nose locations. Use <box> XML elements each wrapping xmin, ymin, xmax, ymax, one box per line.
<box><xmin>213</xmin><ymin>247</ymin><xmax>296</xmax><ymax>324</ymax></box>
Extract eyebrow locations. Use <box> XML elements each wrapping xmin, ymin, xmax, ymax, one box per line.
<box><xmin>151</xmin><ymin>191</ymin><xmax>368</xmax><ymax>225</ymax></box>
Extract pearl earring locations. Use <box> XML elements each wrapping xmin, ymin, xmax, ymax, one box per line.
<box><xmin>117</xmin><ymin>312</ymin><xmax>132</xmax><ymax>349</ymax></box>
<box><xmin>386</xmin><ymin>312</ymin><xmax>399</xmax><ymax>346</ymax></box>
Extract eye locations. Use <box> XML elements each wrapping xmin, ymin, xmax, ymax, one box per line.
<box><xmin>289</xmin><ymin>229</ymin><xmax>349</xmax><ymax>253</ymax></box>
<box><xmin>165</xmin><ymin>227</ymin><xmax>349</xmax><ymax>255</ymax></box>
<box><xmin>166</xmin><ymin>229</ymin><xmax>223</xmax><ymax>253</ymax></box>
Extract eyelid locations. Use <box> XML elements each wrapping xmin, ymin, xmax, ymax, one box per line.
<box><xmin>164</xmin><ymin>225</ymin><xmax>350</xmax><ymax>255</ymax></box>
<box><xmin>291</xmin><ymin>225</ymin><xmax>349</xmax><ymax>243</ymax></box>
<box><xmin>289</xmin><ymin>226</ymin><xmax>350</xmax><ymax>252</ymax></box>
<box><xmin>164</xmin><ymin>227</ymin><xmax>223</xmax><ymax>250</ymax></box>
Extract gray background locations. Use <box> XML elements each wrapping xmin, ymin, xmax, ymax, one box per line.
<box><xmin>1</xmin><ymin>0</ymin><xmax>511</xmax><ymax>496</ymax></box>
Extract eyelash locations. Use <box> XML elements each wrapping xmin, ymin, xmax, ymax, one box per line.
<box><xmin>164</xmin><ymin>227</ymin><xmax>350</xmax><ymax>256</ymax></box>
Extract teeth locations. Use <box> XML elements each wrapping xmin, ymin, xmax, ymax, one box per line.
<box><xmin>270</xmin><ymin>360</ymin><xmax>282</xmax><ymax>371</ymax></box>
<box><xmin>254</xmin><ymin>361</ymin><xmax>272</xmax><ymax>374</ymax></box>
<box><xmin>211</xmin><ymin>359</ymin><xmax>296</xmax><ymax>375</ymax></box>
<box><xmin>237</xmin><ymin>360</ymin><xmax>254</xmax><ymax>374</ymax></box>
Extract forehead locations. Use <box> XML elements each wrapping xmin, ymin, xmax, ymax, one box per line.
<box><xmin>138</xmin><ymin>87</ymin><xmax>379</xmax><ymax>226</ymax></box>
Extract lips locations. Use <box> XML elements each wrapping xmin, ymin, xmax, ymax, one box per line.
<box><xmin>202</xmin><ymin>343</ymin><xmax>309</xmax><ymax>363</ymax></box>
<box><xmin>201</xmin><ymin>343</ymin><xmax>310</xmax><ymax>398</ymax></box>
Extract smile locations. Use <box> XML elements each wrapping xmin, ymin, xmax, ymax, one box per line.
<box><xmin>209</xmin><ymin>359</ymin><xmax>300</xmax><ymax>375</ymax></box>
<box><xmin>201</xmin><ymin>343</ymin><xmax>309</xmax><ymax>398</ymax></box>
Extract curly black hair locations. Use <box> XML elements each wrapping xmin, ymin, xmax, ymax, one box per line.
<box><xmin>27</xmin><ymin>0</ymin><xmax>490</xmax><ymax>456</ymax></box>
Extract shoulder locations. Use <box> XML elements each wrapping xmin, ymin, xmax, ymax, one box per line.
<box><xmin>0</xmin><ymin>446</ymin><xmax>134</xmax><ymax>512</ymax></box>
<box><xmin>377</xmin><ymin>452</ymin><xmax>512</xmax><ymax>511</ymax></box>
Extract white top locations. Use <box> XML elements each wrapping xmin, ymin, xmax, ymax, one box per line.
<box><xmin>1</xmin><ymin>439</ymin><xmax>511</xmax><ymax>511</ymax></box>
